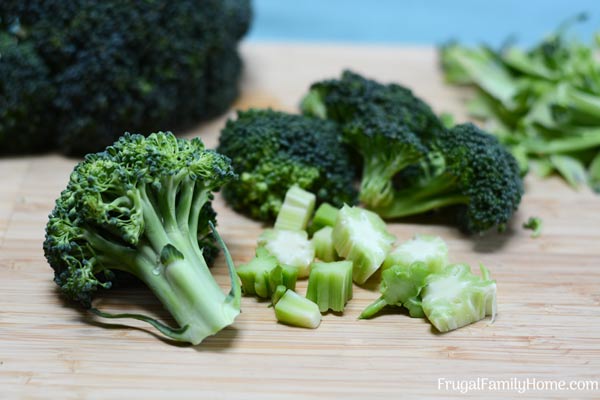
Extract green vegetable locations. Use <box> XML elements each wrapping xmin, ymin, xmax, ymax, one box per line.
<box><xmin>0</xmin><ymin>1</ymin><xmax>251</xmax><ymax>155</ymax></box>
<box><xmin>359</xmin><ymin>262</ymin><xmax>431</xmax><ymax>319</ymax></box>
<box><xmin>308</xmin><ymin>202</ymin><xmax>339</xmax><ymax>235</ymax></box>
<box><xmin>306</xmin><ymin>261</ymin><xmax>353</xmax><ymax>312</ymax></box>
<box><xmin>302</xmin><ymin>70</ymin><xmax>443</xmax><ymax>209</ymax></box>
<box><xmin>332</xmin><ymin>205</ymin><xmax>395</xmax><ymax>284</ymax></box>
<box><xmin>382</xmin><ymin>234</ymin><xmax>448</xmax><ymax>272</ymax></box>
<box><xmin>312</xmin><ymin>226</ymin><xmax>338</xmax><ymax>262</ymax></box>
<box><xmin>523</xmin><ymin>217</ymin><xmax>543</xmax><ymax>238</ymax></box>
<box><xmin>272</xmin><ymin>286</ymin><xmax>322</xmax><ymax>329</ymax></box>
<box><xmin>303</xmin><ymin>71</ymin><xmax>523</xmax><ymax>233</ymax></box>
<box><xmin>274</xmin><ymin>185</ymin><xmax>316</xmax><ymax>231</ymax></box>
<box><xmin>236</xmin><ymin>248</ymin><xmax>297</xmax><ymax>298</ymax></box>
<box><xmin>422</xmin><ymin>264</ymin><xmax>497</xmax><ymax>333</ymax></box>
<box><xmin>440</xmin><ymin>16</ymin><xmax>600</xmax><ymax>191</ymax></box>
<box><xmin>217</xmin><ymin>109</ymin><xmax>358</xmax><ymax>221</ymax></box>
<box><xmin>257</xmin><ymin>229</ymin><xmax>315</xmax><ymax>278</ymax></box>
<box><xmin>43</xmin><ymin>132</ymin><xmax>240</xmax><ymax>344</ymax></box>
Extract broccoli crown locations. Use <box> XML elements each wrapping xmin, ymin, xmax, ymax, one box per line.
<box><xmin>301</xmin><ymin>70</ymin><xmax>444</xmax><ymax>208</ymax></box>
<box><xmin>376</xmin><ymin>123</ymin><xmax>524</xmax><ymax>233</ymax></box>
<box><xmin>0</xmin><ymin>33</ymin><xmax>54</xmax><ymax>153</ymax></box>
<box><xmin>43</xmin><ymin>132</ymin><xmax>241</xmax><ymax>344</ymax></box>
<box><xmin>217</xmin><ymin>109</ymin><xmax>358</xmax><ymax>221</ymax></box>
<box><xmin>0</xmin><ymin>0</ymin><xmax>251</xmax><ymax>155</ymax></box>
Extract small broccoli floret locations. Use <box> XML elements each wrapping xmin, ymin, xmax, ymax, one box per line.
<box><xmin>523</xmin><ymin>217</ymin><xmax>543</xmax><ymax>238</ymax></box>
<box><xmin>422</xmin><ymin>264</ymin><xmax>497</xmax><ymax>332</ymax></box>
<box><xmin>274</xmin><ymin>185</ymin><xmax>316</xmax><ymax>231</ymax></box>
<box><xmin>257</xmin><ymin>229</ymin><xmax>315</xmax><ymax>278</ymax></box>
<box><xmin>312</xmin><ymin>226</ymin><xmax>338</xmax><ymax>262</ymax></box>
<box><xmin>373</xmin><ymin>123</ymin><xmax>524</xmax><ymax>233</ymax></box>
<box><xmin>272</xmin><ymin>286</ymin><xmax>322</xmax><ymax>329</ymax></box>
<box><xmin>43</xmin><ymin>132</ymin><xmax>240</xmax><ymax>344</ymax></box>
<box><xmin>359</xmin><ymin>262</ymin><xmax>431</xmax><ymax>319</ymax></box>
<box><xmin>301</xmin><ymin>70</ymin><xmax>444</xmax><ymax>208</ymax></box>
<box><xmin>332</xmin><ymin>205</ymin><xmax>395</xmax><ymax>284</ymax></box>
<box><xmin>306</xmin><ymin>261</ymin><xmax>353</xmax><ymax>313</ymax></box>
<box><xmin>236</xmin><ymin>248</ymin><xmax>298</xmax><ymax>298</ymax></box>
<box><xmin>217</xmin><ymin>109</ymin><xmax>358</xmax><ymax>221</ymax></box>
<box><xmin>0</xmin><ymin>1</ymin><xmax>251</xmax><ymax>155</ymax></box>
<box><xmin>382</xmin><ymin>234</ymin><xmax>448</xmax><ymax>272</ymax></box>
<box><xmin>308</xmin><ymin>202</ymin><xmax>339</xmax><ymax>235</ymax></box>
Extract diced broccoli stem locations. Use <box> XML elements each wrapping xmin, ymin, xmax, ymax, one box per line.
<box><xmin>306</xmin><ymin>261</ymin><xmax>353</xmax><ymax>312</ymax></box>
<box><xmin>373</xmin><ymin>173</ymin><xmax>469</xmax><ymax>218</ymax></box>
<box><xmin>258</xmin><ymin>229</ymin><xmax>315</xmax><ymax>278</ymax></box>
<box><xmin>312</xmin><ymin>226</ymin><xmax>338</xmax><ymax>262</ymax></box>
<box><xmin>332</xmin><ymin>205</ymin><xmax>395</xmax><ymax>285</ymax></box>
<box><xmin>274</xmin><ymin>185</ymin><xmax>316</xmax><ymax>231</ymax></box>
<box><xmin>309</xmin><ymin>202</ymin><xmax>339</xmax><ymax>235</ymax></box>
<box><xmin>382</xmin><ymin>234</ymin><xmax>448</xmax><ymax>272</ymax></box>
<box><xmin>236</xmin><ymin>250</ymin><xmax>297</xmax><ymax>298</ymax></box>
<box><xmin>273</xmin><ymin>286</ymin><xmax>321</xmax><ymax>329</ymax></box>
<box><xmin>359</xmin><ymin>296</ymin><xmax>388</xmax><ymax>319</ymax></box>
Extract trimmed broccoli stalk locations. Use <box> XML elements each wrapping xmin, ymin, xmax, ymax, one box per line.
<box><xmin>312</xmin><ymin>226</ymin><xmax>338</xmax><ymax>262</ymax></box>
<box><xmin>306</xmin><ymin>261</ymin><xmax>353</xmax><ymax>312</ymax></box>
<box><xmin>422</xmin><ymin>264</ymin><xmax>497</xmax><ymax>332</ymax></box>
<box><xmin>218</xmin><ymin>109</ymin><xmax>357</xmax><ymax>221</ymax></box>
<box><xmin>382</xmin><ymin>234</ymin><xmax>448</xmax><ymax>272</ymax></box>
<box><xmin>308</xmin><ymin>202</ymin><xmax>339</xmax><ymax>235</ymax></box>
<box><xmin>332</xmin><ymin>205</ymin><xmax>395</xmax><ymax>284</ymax></box>
<box><xmin>523</xmin><ymin>217</ymin><xmax>543</xmax><ymax>238</ymax></box>
<box><xmin>272</xmin><ymin>286</ymin><xmax>321</xmax><ymax>329</ymax></box>
<box><xmin>258</xmin><ymin>229</ymin><xmax>315</xmax><ymax>278</ymax></box>
<box><xmin>43</xmin><ymin>132</ymin><xmax>240</xmax><ymax>344</ymax></box>
<box><xmin>373</xmin><ymin>123</ymin><xmax>524</xmax><ymax>233</ymax></box>
<box><xmin>274</xmin><ymin>185</ymin><xmax>316</xmax><ymax>231</ymax></box>
<box><xmin>236</xmin><ymin>248</ymin><xmax>298</xmax><ymax>298</ymax></box>
<box><xmin>360</xmin><ymin>262</ymin><xmax>431</xmax><ymax>319</ymax></box>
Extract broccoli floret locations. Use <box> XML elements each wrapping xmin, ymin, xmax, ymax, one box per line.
<box><xmin>523</xmin><ymin>216</ymin><xmax>543</xmax><ymax>238</ymax></box>
<box><xmin>0</xmin><ymin>0</ymin><xmax>251</xmax><ymax>155</ymax></box>
<box><xmin>301</xmin><ymin>70</ymin><xmax>445</xmax><ymax>208</ymax></box>
<box><xmin>373</xmin><ymin>123</ymin><xmax>524</xmax><ymax>233</ymax></box>
<box><xmin>43</xmin><ymin>132</ymin><xmax>241</xmax><ymax>344</ymax></box>
<box><xmin>217</xmin><ymin>109</ymin><xmax>358</xmax><ymax>221</ymax></box>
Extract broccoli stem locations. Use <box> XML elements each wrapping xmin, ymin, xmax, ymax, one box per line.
<box><xmin>373</xmin><ymin>174</ymin><xmax>469</xmax><ymax>219</ymax></box>
<box><xmin>359</xmin><ymin>296</ymin><xmax>387</xmax><ymax>319</ymax></box>
<box><xmin>360</xmin><ymin>155</ymin><xmax>412</xmax><ymax>208</ymax></box>
<box><xmin>91</xmin><ymin>180</ymin><xmax>240</xmax><ymax>345</ymax></box>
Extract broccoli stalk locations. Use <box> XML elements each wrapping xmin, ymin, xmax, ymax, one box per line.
<box><xmin>272</xmin><ymin>286</ymin><xmax>322</xmax><ymax>329</ymax></box>
<box><xmin>44</xmin><ymin>132</ymin><xmax>241</xmax><ymax>344</ymax></box>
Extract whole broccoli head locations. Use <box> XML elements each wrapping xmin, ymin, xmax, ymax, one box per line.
<box><xmin>217</xmin><ymin>109</ymin><xmax>358</xmax><ymax>221</ymax></box>
<box><xmin>375</xmin><ymin>123</ymin><xmax>524</xmax><ymax>233</ymax></box>
<box><xmin>0</xmin><ymin>0</ymin><xmax>251</xmax><ymax>155</ymax></box>
<box><xmin>301</xmin><ymin>70</ymin><xmax>445</xmax><ymax>208</ymax></box>
<box><xmin>43</xmin><ymin>132</ymin><xmax>241</xmax><ymax>344</ymax></box>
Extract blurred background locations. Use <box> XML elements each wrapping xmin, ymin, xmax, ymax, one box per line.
<box><xmin>248</xmin><ymin>0</ymin><xmax>599</xmax><ymax>46</ymax></box>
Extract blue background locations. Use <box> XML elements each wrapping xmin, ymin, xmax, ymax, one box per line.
<box><xmin>247</xmin><ymin>0</ymin><xmax>599</xmax><ymax>47</ymax></box>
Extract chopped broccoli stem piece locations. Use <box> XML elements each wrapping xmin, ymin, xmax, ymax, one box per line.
<box><xmin>312</xmin><ymin>226</ymin><xmax>338</xmax><ymax>262</ymax></box>
<box><xmin>236</xmin><ymin>248</ymin><xmax>298</xmax><ymax>298</ymax></box>
<box><xmin>257</xmin><ymin>229</ymin><xmax>315</xmax><ymax>278</ymax></box>
<box><xmin>359</xmin><ymin>261</ymin><xmax>431</xmax><ymax>319</ymax></box>
<box><xmin>422</xmin><ymin>264</ymin><xmax>497</xmax><ymax>332</ymax></box>
<box><xmin>272</xmin><ymin>286</ymin><xmax>322</xmax><ymax>329</ymax></box>
<box><xmin>522</xmin><ymin>217</ymin><xmax>543</xmax><ymax>238</ymax></box>
<box><xmin>332</xmin><ymin>205</ymin><xmax>395</xmax><ymax>284</ymax></box>
<box><xmin>306</xmin><ymin>261</ymin><xmax>353</xmax><ymax>312</ymax></box>
<box><xmin>308</xmin><ymin>202</ymin><xmax>340</xmax><ymax>235</ymax></box>
<box><xmin>382</xmin><ymin>234</ymin><xmax>448</xmax><ymax>272</ymax></box>
<box><xmin>274</xmin><ymin>185</ymin><xmax>316</xmax><ymax>231</ymax></box>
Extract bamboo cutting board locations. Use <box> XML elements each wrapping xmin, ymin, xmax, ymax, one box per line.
<box><xmin>1</xmin><ymin>43</ymin><xmax>599</xmax><ymax>400</ymax></box>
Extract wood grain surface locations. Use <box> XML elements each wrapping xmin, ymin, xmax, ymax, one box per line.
<box><xmin>1</xmin><ymin>43</ymin><xmax>599</xmax><ymax>400</ymax></box>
